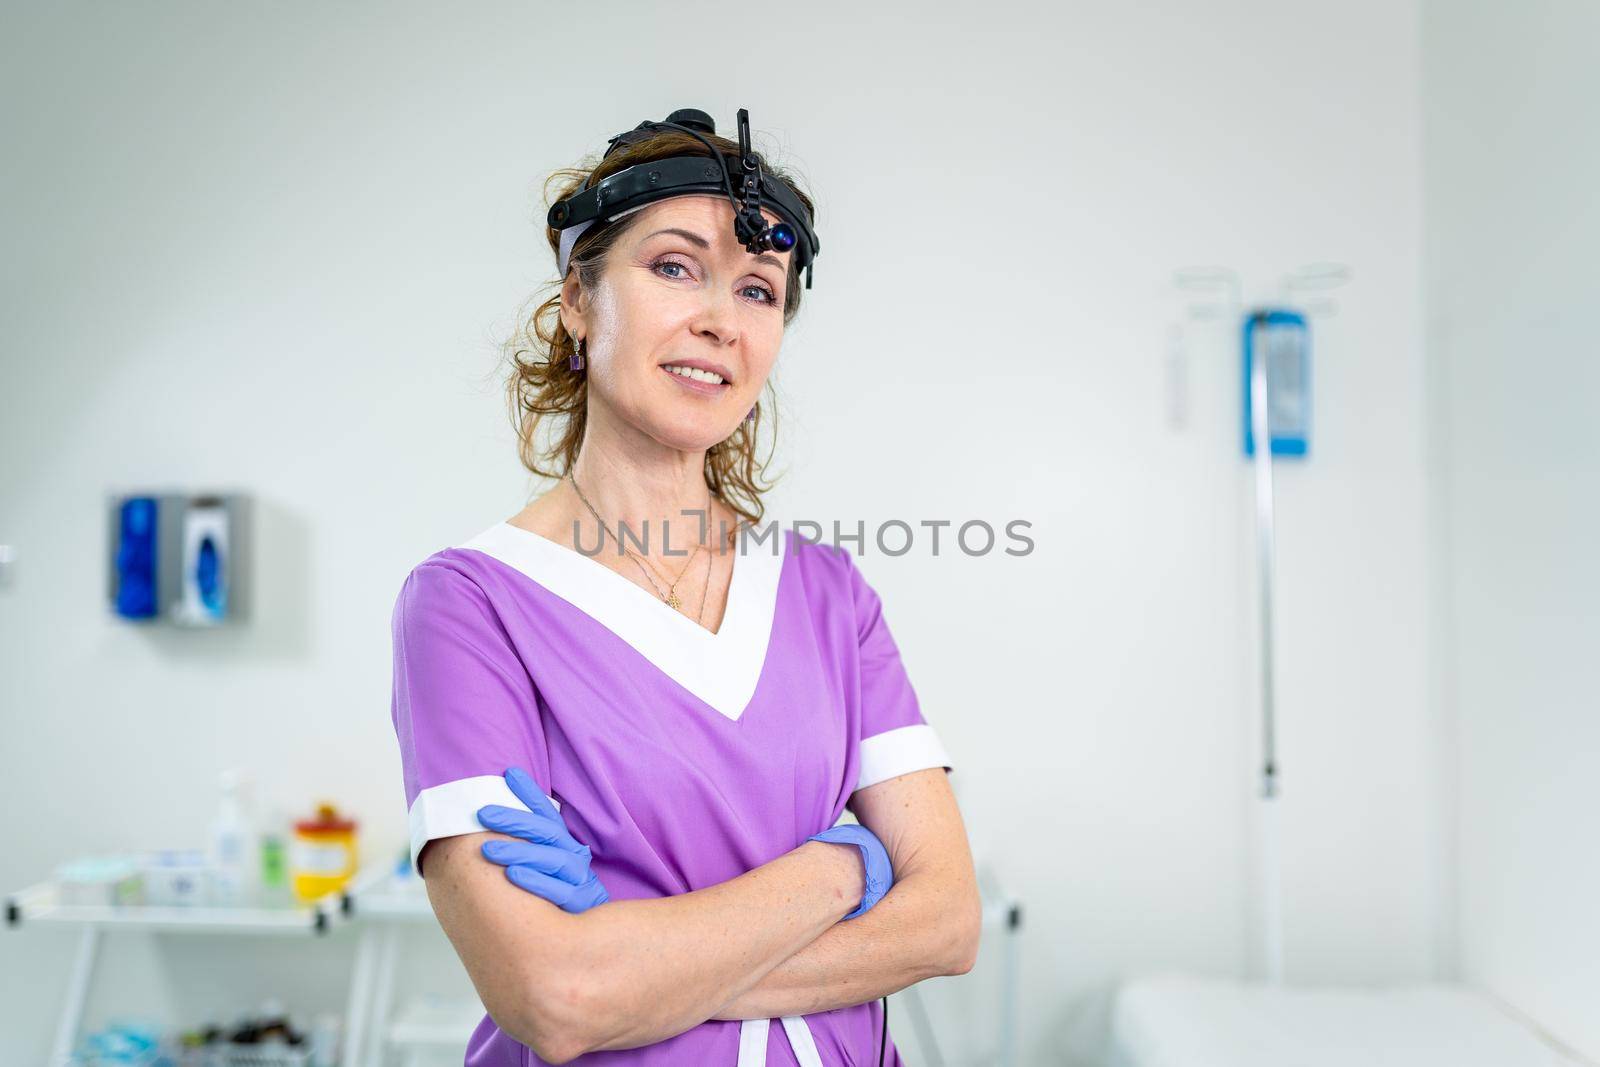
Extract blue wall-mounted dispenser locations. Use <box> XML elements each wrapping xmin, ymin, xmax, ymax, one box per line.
<box><xmin>175</xmin><ymin>497</ymin><xmax>231</xmax><ymax>625</ymax></box>
<box><xmin>108</xmin><ymin>491</ymin><xmax>250</xmax><ymax>625</ymax></box>
<box><xmin>1242</xmin><ymin>309</ymin><xmax>1311</xmax><ymax>458</ymax></box>
<box><xmin>112</xmin><ymin>496</ymin><xmax>162</xmax><ymax>619</ymax></box>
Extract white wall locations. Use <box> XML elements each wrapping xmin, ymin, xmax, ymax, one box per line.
<box><xmin>1423</xmin><ymin>1</ymin><xmax>1600</xmax><ymax>1059</ymax></box>
<box><xmin>0</xmin><ymin>2</ymin><xmax>1434</xmax><ymax>1063</ymax></box>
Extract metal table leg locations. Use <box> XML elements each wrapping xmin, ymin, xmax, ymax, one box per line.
<box><xmin>50</xmin><ymin>926</ymin><xmax>100</xmax><ymax>1067</ymax></box>
<box><xmin>341</xmin><ymin>926</ymin><xmax>381</xmax><ymax>1067</ymax></box>
<box><xmin>998</xmin><ymin>902</ymin><xmax>1020</xmax><ymax>1067</ymax></box>
<box><xmin>363</xmin><ymin>925</ymin><xmax>402</xmax><ymax>1067</ymax></box>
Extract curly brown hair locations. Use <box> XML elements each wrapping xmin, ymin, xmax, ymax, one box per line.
<box><xmin>500</xmin><ymin>127</ymin><xmax>816</xmax><ymax>533</ymax></box>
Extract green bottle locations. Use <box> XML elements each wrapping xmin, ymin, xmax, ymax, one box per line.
<box><xmin>259</xmin><ymin>811</ymin><xmax>290</xmax><ymax>907</ymax></box>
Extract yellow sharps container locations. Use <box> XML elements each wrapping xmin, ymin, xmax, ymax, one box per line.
<box><xmin>290</xmin><ymin>803</ymin><xmax>358</xmax><ymax>903</ymax></box>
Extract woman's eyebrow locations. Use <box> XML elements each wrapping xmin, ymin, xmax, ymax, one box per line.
<box><xmin>643</xmin><ymin>227</ymin><xmax>785</xmax><ymax>273</ymax></box>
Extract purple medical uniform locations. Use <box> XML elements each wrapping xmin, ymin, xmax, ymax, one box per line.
<box><xmin>390</xmin><ymin>521</ymin><xmax>953</xmax><ymax>1066</ymax></box>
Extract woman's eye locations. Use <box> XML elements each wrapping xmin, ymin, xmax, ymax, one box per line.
<box><xmin>653</xmin><ymin>258</ymin><xmax>776</xmax><ymax>306</ymax></box>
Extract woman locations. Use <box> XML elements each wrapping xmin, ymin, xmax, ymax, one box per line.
<box><xmin>389</xmin><ymin>108</ymin><xmax>981</xmax><ymax>1066</ymax></box>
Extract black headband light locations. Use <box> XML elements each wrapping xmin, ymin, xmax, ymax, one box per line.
<box><xmin>549</xmin><ymin>107</ymin><xmax>820</xmax><ymax>290</ymax></box>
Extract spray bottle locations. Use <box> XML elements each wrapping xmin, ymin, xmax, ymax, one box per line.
<box><xmin>208</xmin><ymin>769</ymin><xmax>257</xmax><ymax>907</ymax></box>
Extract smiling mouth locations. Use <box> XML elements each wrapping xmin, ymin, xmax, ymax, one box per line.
<box><xmin>661</xmin><ymin>364</ymin><xmax>732</xmax><ymax>388</ymax></box>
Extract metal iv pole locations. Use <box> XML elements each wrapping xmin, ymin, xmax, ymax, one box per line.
<box><xmin>1245</xmin><ymin>309</ymin><xmax>1285</xmax><ymax>984</ymax></box>
<box><xmin>1173</xmin><ymin>263</ymin><xmax>1348</xmax><ymax>986</ymax></box>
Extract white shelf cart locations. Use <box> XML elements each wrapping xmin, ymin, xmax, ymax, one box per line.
<box><xmin>5</xmin><ymin>879</ymin><xmax>346</xmax><ymax>1066</ymax></box>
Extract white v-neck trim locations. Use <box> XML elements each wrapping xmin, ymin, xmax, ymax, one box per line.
<box><xmin>455</xmin><ymin>521</ymin><xmax>788</xmax><ymax>723</ymax></box>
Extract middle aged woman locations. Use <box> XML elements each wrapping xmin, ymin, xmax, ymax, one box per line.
<box><xmin>389</xmin><ymin>107</ymin><xmax>980</xmax><ymax>1067</ymax></box>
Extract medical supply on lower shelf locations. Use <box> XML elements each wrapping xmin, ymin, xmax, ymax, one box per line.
<box><xmin>289</xmin><ymin>803</ymin><xmax>357</xmax><ymax>903</ymax></box>
<box><xmin>71</xmin><ymin>1000</ymin><xmax>337</xmax><ymax>1066</ymax></box>
<box><xmin>71</xmin><ymin>1017</ymin><xmax>162</xmax><ymax>1065</ymax></box>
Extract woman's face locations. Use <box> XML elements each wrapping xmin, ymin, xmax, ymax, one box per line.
<box><xmin>562</xmin><ymin>194</ymin><xmax>791</xmax><ymax>452</ymax></box>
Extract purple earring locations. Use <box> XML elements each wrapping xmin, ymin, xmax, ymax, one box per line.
<box><xmin>744</xmin><ymin>404</ymin><xmax>756</xmax><ymax>423</ymax></box>
<box><xmin>569</xmin><ymin>336</ymin><xmax>585</xmax><ymax>372</ymax></box>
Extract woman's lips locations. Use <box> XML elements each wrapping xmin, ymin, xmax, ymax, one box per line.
<box><xmin>661</xmin><ymin>366</ymin><xmax>731</xmax><ymax>396</ymax></box>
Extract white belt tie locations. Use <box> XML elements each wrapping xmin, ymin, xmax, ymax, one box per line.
<box><xmin>736</xmin><ymin>1015</ymin><xmax>823</xmax><ymax>1067</ymax></box>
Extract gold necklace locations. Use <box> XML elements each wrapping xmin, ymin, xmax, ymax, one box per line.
<box><xmin>567</xmin><ymin>470</ymin><xmax>710</xmax><ymax>612</ymax></box>
<box><xmin>698</xmin><ymin>510</ymin><xmax>745</xmax><ymax>630</ymax></box>
<box><xmin>628</xmin><ymin>508</ymin><xmax>710</xmax><ymax>602</ymax></box>
<box><xmin>696</xmin><ymin>532</ymin><xmax>714</xmax><ymax>628</ymax></box>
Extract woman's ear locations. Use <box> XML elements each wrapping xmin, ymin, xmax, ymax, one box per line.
<box><xmin>559</xmin><ymin>270</ymin><xmax>586</xmax><ymax>337</ymax></box>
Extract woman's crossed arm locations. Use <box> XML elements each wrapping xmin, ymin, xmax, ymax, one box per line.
<box><xmin>422</xmin><ymin>828</ymin><xmax>865</xmax><ymax>1064</ymax></box>
<box><xmin>711</xmin><ymin>766</ymin><xmax>982</xmax><ymax>1020</ymax></box>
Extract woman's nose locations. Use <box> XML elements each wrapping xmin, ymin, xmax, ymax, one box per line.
<box><xmin>690</xmin><ymin>286</ymin><xmax>739</xmax><ymax>347</ymax></box>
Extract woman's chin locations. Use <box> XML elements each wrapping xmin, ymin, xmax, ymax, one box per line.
<box><xmin>645</xmin><ymin>416</ymin><xmax>740</xmax><ymax>454</ymax></box>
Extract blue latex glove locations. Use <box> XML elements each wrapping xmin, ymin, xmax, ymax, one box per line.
<box><xmin>807</xmin><ymin>823</ymin><xmax>893</xmax><ymax>920</ymax></box>
<box><xmin>477</xmin><ymin>767</ymin><xmax>610</xmax><ymax>913</ymax></box>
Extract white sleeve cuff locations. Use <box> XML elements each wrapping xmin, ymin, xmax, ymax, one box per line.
<box><xmin>407</xmin><ymin>774</ymin><xmax>562</xmax><ymax>874</ymax></box>
<box><xmin>855</xmin><ymin>723</ymin><xmax>952</xmax><ymax>792</ymax></box>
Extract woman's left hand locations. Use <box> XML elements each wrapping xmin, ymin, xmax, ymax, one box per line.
<box><xmin>476</xmin><ymin>767</ymin><xmax>611</xmax><ymax>913</ymax></box>
<box><xmin>807</xmin><ymin>822</ymin><xmax>894</xmax><ymax>920</ymax></box>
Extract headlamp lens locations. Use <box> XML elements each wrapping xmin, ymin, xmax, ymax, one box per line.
<box><xmin>767</xmin><ymin>223</ymin><xmax>797</xmax><ymax>253</ymax></box>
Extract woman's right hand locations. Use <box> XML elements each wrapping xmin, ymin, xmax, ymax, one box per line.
<box><xmin>476</xmin><ymin>767</ymin><xmax>611</xmax><ymax>913</ymax></box>
<box><xmin>806</xmin><ymin>822</ymin><xmax>894</xmax><ymax>919</ymax></box>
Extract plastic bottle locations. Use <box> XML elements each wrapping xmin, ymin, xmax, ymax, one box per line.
<box><xmin>209</xmin><ymin>769</ymin><xmax>257</xmax><ymax>906</ymax></box>
<box><xmin>258</xmin><ymin>806</ymin><xmax>292</xmax><ymax>908</ymax></box>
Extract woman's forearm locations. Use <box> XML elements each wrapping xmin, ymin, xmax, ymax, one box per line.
<box><xmin>710</xmin><ymin>868</ymin><xmax>979</xmax><ymax>1020</ymax></box>
<box><xmin>567</xmin><ymin>840</ymin><xmax>864</xmax><ymax>1055</ymax></box>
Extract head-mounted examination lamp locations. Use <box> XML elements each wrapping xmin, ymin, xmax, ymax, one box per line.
<box><xmin>548</xmin><ymin>107</ymin><xmax>821</xmax><ymax>290</ymax></box>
